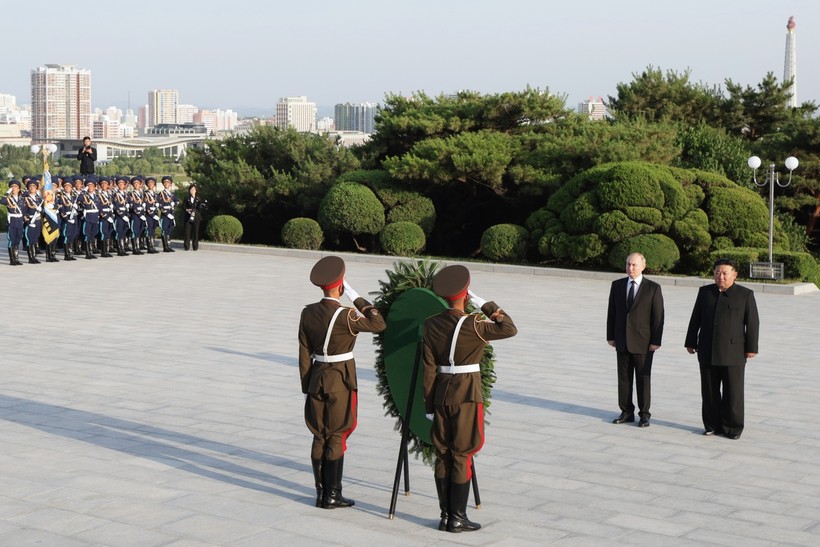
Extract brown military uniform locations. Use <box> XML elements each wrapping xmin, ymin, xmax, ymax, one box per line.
<box><xmin>422</xmin><ymin>302</ymin><xmax>517</xmax><ymax>483</ymax></box>
<box><xmin>299</xmin><ymin>296</ymin><xmax>385</xmax><ymax>461</ymax></box>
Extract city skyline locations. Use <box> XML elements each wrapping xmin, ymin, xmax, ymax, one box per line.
<box><xmin>2</xmin><ymin>1</ymin><xmax>819</xmax><ymax>116</ymax></box>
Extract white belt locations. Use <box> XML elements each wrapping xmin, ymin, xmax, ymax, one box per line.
<box><xmin>312</xmin><ymin>352</ymin><xmax>354</xmax><ymax>363</ymax></box>
<box><xmin>8</xmin><ymin>213</ymin><xmax>22</xmax><ymax>218</ymax></box>
<box><xmin>437</xmin><ymin>363</ymin><xmax>480</xmax><ymax>374</ymax></box>
<box><xmin>85</xmin><ymin>209</ymin><xmax>99</xmax><ymax>213</ymax></box>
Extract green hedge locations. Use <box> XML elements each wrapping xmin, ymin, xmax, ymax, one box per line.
<box><xmin>281</xmin><ymin>217</ymin><xmax>324</xmax><ymax>250</ymax></box>
<box><xmin>386</xmin><ymin>196</ymin><xmax>436</xmax><ymax>236</ymax></box>
<box><xmin>608</xmin><ymin>234</ymin><xmax>681</xmax><ymax>272</ymax></box>
<box><xmin>707</xmin><ymin>248</ymin><xmax>820</xmax><ymax>283</ymax></box>
<box><xmin>318</xmin><ymin>182</ymin><xmax>385</xmax><ymax>236</ymax></box>
<box><xmin>205</xmin><ymin>215</ymin><xmax>243</xmax><ymax>243</ymax></box>
<box><xmin>380</xmin><ymin>222</ymin><xmax>426</xmax><ymax>256</ymax></box>
<box><xmin>0</xmin><ymin>204</ymin><xmax>7</xmax><ymax>231</ymax></box>
<box><xmin>481</xmin><ymin>223</ymin><xmax>528</xmax><ymax>261</ymax></box>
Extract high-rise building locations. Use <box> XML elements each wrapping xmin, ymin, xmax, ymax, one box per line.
<box><xmin>177</xmin><ymin>104</ymin><xmax>198</xmax><ymax>124</ymax></box>
<box><xmin>275</xmin><ymin>96</ymin><xmax>317</xmax><ymax>133</ymax></box>
<box><xmin>578</xmin><ymin>96</ymin><xmax>607</xmax><ymax>120</ymax></box>
<box><xmin>30</xmin><ymin>64</ymin><xmax>92</xmax><ymax>141</ymax></box>
<box><xmin>784</xmin><ymin>16</ymin><xmax>797</xmax><ymax>108</ymax></box>
<box><xmin>148</xmin><ymin>89</ymin><xmax>179</xmax><ymax>127</ymax></box>
<box><xmin>334</xmin><ymin>102</ymin><xmax>378</xmax><ymax>134</ymax></box>
<box><xmin>0</xmin><ymin>94</ymin><xmax>16</xmax><ymax>116</ymax></box>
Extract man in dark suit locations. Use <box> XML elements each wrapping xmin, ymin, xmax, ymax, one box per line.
<box><xmin>607</xmin><ymin>252</ymin><xmax>665</xmax><ymax>427</ymax></box>
<box><xmin>77</xmin><ymin>136</ymin><xmax>97</xmax><ymax>175</ymax></box>
<box><xmin>685</xmin><ymin>258</ymin><xmax>759</xmax><ymax>439</ymax></box>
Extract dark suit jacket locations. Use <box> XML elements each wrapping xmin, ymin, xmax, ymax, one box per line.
<box><xmin>606</xmin><ymin>277</ymin><xmax>664</xmax><ymax>354</ymax></box>
<box><xmin>685</xmin><ymin>283</ymin><xmax>759</xmax><ymax>367</ymax></box>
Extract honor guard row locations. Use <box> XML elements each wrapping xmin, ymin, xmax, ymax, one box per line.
<box><xmin>3</xmin><ymin>175</ymin><xmax>181</xmax><ymax>265</ymax></box>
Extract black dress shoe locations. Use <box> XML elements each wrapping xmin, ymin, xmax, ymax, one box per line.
<box><xmin>725</xmin><ymin>433</ymin><xmax>741</xmax><ymax>440</ymax></box>
<box><xmin>638</xmin><ymin>417</ymin><xmax>650</xmax><ymax>427</ymax></box>
<box><xmin>612</xmin><ymin>413</ymin><xmax>635</xmax><ymax>424</ymax></box>
<box><xmin>703</xmin><ymin>430</ymin><xmax>716</xmax><ymax>436</ymax></box>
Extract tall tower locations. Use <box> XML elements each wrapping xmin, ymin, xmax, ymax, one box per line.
<box><xmin>31</xmin><ymin>64</ymin><xmax>92</xmax><ymax>141</ymax></box>
<box><xmin>784</xmin><ymin>16</ymin><xmax>797</xmax><ymax>108</ymax></box>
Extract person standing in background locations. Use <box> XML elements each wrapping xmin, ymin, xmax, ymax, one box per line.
<box><xmin>77</xmin><ymin>137</ymin><xmax>97</xmax><ymax>175</ymax></box>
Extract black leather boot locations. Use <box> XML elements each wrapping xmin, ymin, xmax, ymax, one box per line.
<box><xmin>447</xmin><ymin>482</ymin><xmax>480</xmax><ymax>533</ymax></box>
<box><xmin>321</xmin><ymin>457</ymin><xmax>354</xmax><ymax>509</ymax></box>
<box><xmin>92</xmin><ymin>240</ymin><xmax>101</xmax><ymax>254</ymax></box>
<box><xmin>435</xmin><ymin>477</ymin><xmax>450</xmax><ymax>531</ymax></box>
<box><xmin>28</xmin><ymin>245</ymin><xmax>40</xmax><ymax>264</ymax></box>
<box><xmin>147</xmin><ymin>236</ymin><xmax>159</xmax><ymax>254</ymax></box>
<box><xmin>64</xmin><ymin>245</ymin><xmax>76</xmax><ymax>261</ymax></box>
<box><xmin>100</xmin><ymin>239</ymin><xmax>113</xmax><ymax>257</ymax></box>
<box><xmin>116</xmin><ymin>239</ymin><xmax>127</xmax><ymax>256</ymax></box>
<box><xmin>85</xmin><ymin>241</ymin><xmax>96</xmax><ymax>259</ymax></box>
<box><xmin>166</xmin><ymin>236</ymin><xmax>175</xmax><ymax>252</ymax></box>
<box><xmin>139</xmin><ymin>236</ymin><xmax>147</xmax><ymax>250</ymax></box>
<box><xmin>7</xmin><ymin>249</ymin><xmax>14</xmax><ymax>266</ymax></box>
<box><xmin>46</xmin><ymin>243</ymin><xmax>59</xmax><ymax>262</ymax></box>
<box><xmin>311</xmin><ymin>458</ymin><xmax>323</xmax><ymax>508</ymax></box>
<box><xmin>131</xmin><ymin>238</ymin><xmax>143</xmax><ymax>255</ymax></box>
<box><xmin>12</xmin><ymin>248</ymin><xmax>23</xmax><ymax>265</ymax></box>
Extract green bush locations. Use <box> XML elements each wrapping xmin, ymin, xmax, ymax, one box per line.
<box><xmin>318</xmin><ymin>182</ymin><xmax>385</xmax><ymax>236</ymax></box>
<box><xmin>481</xmin><ymin>223</ymin><xmax>528</xmax><ymax>261</ymax></box>
<box><xmin>386</xmin><ymin>196</ymin><xmax>436</xmax><ymax>236</ymax></box>
<box><xmin>205</xmin><ymin>215</ymin><xmax>243</xmax><ymax>243</ymax></box>
<box><xmin>594</xmin><ymin>210</ymin><xmax>653</xmax><ymax>242</ymax></box>
<box><xmin>560</xmin><ymin>191</ymin><xmax>599</xmax><ymax>233</ymax></box>
<box><xmin>671</xmin><ymin>209</ymin><xmax>711</xmax><ymax>253</ymax></box>
<box><xmin>380</xmin><ymin>222</ymin><xmax>426</xmax><ymax>256</ymax></box>
<box><xmin>596</xmin><ymin>163</ymin><xmax>666</xmax><ymax>210</ymax></box>
<box><xmin>0</xmin><ymin>204</ymin><xmax>7</xmax><ymax>231</ymax></box>
<box><xmin>568</xmin><ymin>233</ymin><xmax>606</xmax><ymax>263</ymax></box>
<box><xmin>707</xmin><ymin>248</ymin><xmax>819</xmax><ymax>284</ymax></box>
<box><xmin>711</xmin><ymin>236</ymin><xmax>734</xmax><ymax>251</ymax></box>
<box><xmin>281</xmin><ymin>217</ymin><xmax>324</xmax><ymax>250</ymax></box>
<box><xmin>706</xmin><ymin>187</ymin><xmax>768</xmax><ymax>239</ymax></box>
<box><xmin>623</xmin><ymin>206</ymin><xmax>663</xmax><ymax>227</ymax></box>
<box><xmin>608</xmin><ymin>234</ymin><xmax>680</xmax><ymax>272</ymax></box>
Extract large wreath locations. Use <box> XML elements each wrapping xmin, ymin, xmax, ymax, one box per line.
<box><xmin>372</xmin><ymin>260</ymin><xmax>497</xmax><ymax>465</ymax></box>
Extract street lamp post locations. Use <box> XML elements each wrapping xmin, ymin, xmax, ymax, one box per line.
<box><xmin>747</xmin><ymin>155</ymin><xmax>798</xmax><ymax>277</ymax></box>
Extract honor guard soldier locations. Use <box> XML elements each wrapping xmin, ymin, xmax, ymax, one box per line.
<box><xmin>56</xmin><ymin>179</ymin><xmax>79</xmax><ymax>261</ymax></box>
<box><xmin>143</xmin><ymin>177</ymin><xmax>160</xmax><ymax>254</ymax></box>
<box><xmin>79</xmin><ymin>177</ymin><xmax>102</xmax><ymax>259</ymax></box>
<box><xmin>72</xmin><ymin>175</ymin><xmax>85</xmax><ymax>255</ymax></box>
<box><xmin>298</xmin><ymin>256</ymin><xmax>386</xmax><ymax>509</ymax></box>
<box><xmin>96</xmin><ymin>176</ymin><xmax>115</xmax><ymax>257</ymax></box>
<box><xmin>423</xmin><ymin>265</ymin><xmax>517</xmax><ymax>533</ymax></box>
<box><xmin>158</xmin><ymin>175</ymin><xmax>178</xmax><ymax>252</ymax></box>
<box><xmin>112</xmin><ymin>176</ymin><xmax>131</xmax><ymax>256</ymax></box>
<box><xmin>1</xmin><ymin>179</ymin><xmax>25</xmax><ymax>265</ymax></box>
<box><xmin>21</xmin><ymin>178</ymin><xmax>44</xmax><ymax>264</ymax></box>
<box><xmin>129</xmin><ymin>176</ymin><xmax>146</xmax><ymax>254</ymax></box>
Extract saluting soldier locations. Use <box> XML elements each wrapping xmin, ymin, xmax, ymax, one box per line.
<box><xmin>129</xmin><ymin>176</ymin><xmax>146</xmax><ymax>255</ymax></box>
<box><xmin>78</xmin><ymin>177</ymin><xmax>101</xmax><ymax>259</ymax></box>
<box><xmin>158</xmin><ymin>175</ymin><xmax>178</xmax><ymax>252</ymax></box>
<box><xmin>97</xmin><ymin>176</ymin><xmax>115</xmax><ymax>258</ymax></box>
<box><xmin>1</xmin><ymin>179</ymin><xmax>25</xmax><ymax>266</ymax></box>
<box><xmin>72</xmin><ymin>175</ymin><xmax>85</xmax><ymax>255</ymax></box>
<box><xmin>298</xmin><ymin>256</ymin><xmax>386</xmax><ymax>509</ymax></box>
<box><xmin>56</xmin><ymin>179</ymin><xmax>79</xmax><ymax>261</ymax></box>
<box><xmin>423</xmin><ymin>265</ymin><xmax>517</xmax><ymax>533</ymax></box>
<box><xmin>21</xmin><ymin>178</ymin><xmax>44</xmax><ymax>264</ymax></box>
<box><xmin>112</xmin><ymin>176</ymin><xmax>131</xmax><ymax>256</ymax></box>
<box><xmin>143</xmin><ymin>177</ymin><xmax>160</xmax><ymax>254</ymax></box>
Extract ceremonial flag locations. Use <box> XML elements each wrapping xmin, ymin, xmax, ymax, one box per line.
<box><xmin>41</xmin><ymin>162</ymin><xmax>60</xmax><ymax>244</ymax></box>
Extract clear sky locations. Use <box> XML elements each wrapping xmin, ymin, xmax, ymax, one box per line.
<box><xmin>3</xmin><ymin>0</ymin><xmax>818</xmax><ymax>115</ymax></box>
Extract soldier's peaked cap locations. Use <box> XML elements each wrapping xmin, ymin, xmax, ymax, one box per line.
<box><xmin>161</xmin><ymin>175</ymin><xmax>173</xmax><ymax>183</ymax></box>
<box><xmin>8</xmin><ymin>179</ymin><xmax>21</xmax><ymax>188</ymax></box>
<box><xmin>433</xmin><ymin>265</ymin><xmax>470</xmax><ymax>301</ymax></box>
<box><xmin>310</xmin><ymin>256</ymin><xmax>345</xmax><ymax>290</ymax></box>
<box><xmin>131</xmin><ymin>175</ymin><xmax>144</xmax><ymax>184</ymax></box>
<box><xmin>145</xmin><ymin>176</ymin><xmax>157</xmax><ymax>184</ymax></box>
<box><xmin>62</xmin><ymin>179</ymin><xmax>73</xmax><ymax>187</ymax></box>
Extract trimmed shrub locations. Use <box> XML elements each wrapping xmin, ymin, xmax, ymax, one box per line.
<box><xmin>706</xmin><ymin>187</ymin><xmax>768</xmax><ymax>238</ymax></box>
<box><xmin>281</xmin><ymin>217</ymin><xmax>324</xmax><ymax>250</ymax></box>
<box><xmin>608</xmin><ymin>234</ymin><xmax>680</xmax><ymax>272</ymax></box>
<box><xmin>380</xmin><ymin>222</ymin><xmax>426</xmax><ymax>257</ymax></box>
<box><xmin>0</xmin><ymin>204</ymin><xmax>7</xmax><ymax>231</ymax></box>
<box><xmin>568</xmin><ymin>233</ymin><xmax>606</xmax><ymax>263</ymax></box>
<box><xmin>596</xmin><ymin>163</ymin><xmax>666</xmax><ymax>210</ymax></box>
<box><xmin>594</xmin><ymin>210</ymin><xmax>653</xmax><ymax>242</ymax></box>
<box><xmin>671</xmin><ymin>209</ymin><xmax>711</xmax><ymax>253</ymax></box>
<box><xmin>481</xmin><ymin>223</ymin><xmax>528</xmax><ymax>261</ymax></box>
<box><xmin>318</xmin><ymin>182</ymin><xmax>385</xmax><ymax>236</ymax></box>
<box><xmin>205</xmin><ymin>215</ymin><xmax>243</xmax><ymax>243</ymax></box>
<box><xmin>624</xmin><ymin>206</ymin><xmax>663</xmax><ymax>227</ymax></box>
<box><xmin>561</xmin><ymin>191</ymin><xmax>599</xmax><ymax>233</ymax></box>
<box><xmin>386</xmin><ymin>196</ymin><xmax>436</xmax><ymax>236</ymax></box>
<box><xmin>711</xmin><ymin>236</ymin><xmax>734</xmax><ymax>251</ymax></box>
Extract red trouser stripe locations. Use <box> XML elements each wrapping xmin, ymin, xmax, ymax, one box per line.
<box><xmin>341</xmin><ymin>391</ymin><xmax>358</xmax><ymax>454</ymax></box>
<box><xmin>465</xmin><ymin>402</ymin><xmax>485</xmax><ymax>481</ymax></box>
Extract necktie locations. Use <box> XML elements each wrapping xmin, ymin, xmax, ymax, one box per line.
<box><xmin>627</xmin><ymin>280</ymin><xmax>636</xmax><ymax>310</ymax></box>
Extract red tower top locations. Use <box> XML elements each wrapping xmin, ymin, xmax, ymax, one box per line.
<box><xmin>787</xmin><ymin>16</ymin><xmax>795</xmax><ymax>31</ymax></box>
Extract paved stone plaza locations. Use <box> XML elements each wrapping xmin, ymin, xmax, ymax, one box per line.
<box><xmin>1</xmin><ymin>241</ymin><xmax>819</xmax><ymax>546</ymax></box>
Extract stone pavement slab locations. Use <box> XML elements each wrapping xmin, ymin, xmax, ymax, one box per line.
<box><xmin>1</xmin><ymin>243</ymin><xmax>819</xmax><ymax>545</ymax></box>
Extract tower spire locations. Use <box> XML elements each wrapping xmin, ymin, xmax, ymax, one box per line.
<box><xmin>784</xmin><ymin>16</ymin><xmax>797</xmax><ymax>108</ymax></box>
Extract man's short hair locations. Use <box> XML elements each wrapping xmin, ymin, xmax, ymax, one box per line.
<box><xmin>82</xmin><ymin>136</ymin><xmax>90</xmax><ymax>141</ymax></box>
<box><xmin>713</xmin><ymin>257</ymin><xmax>738</xmax><ymax>271</ymax></box>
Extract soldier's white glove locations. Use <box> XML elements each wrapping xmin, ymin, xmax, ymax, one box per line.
<box><xmin>342</xmin><ymin>280</ymin><xmax>360</xmax><ymax>302</ymax></box>
<box><xmin>425</xmin><ymin>413</ymin><xmax>434</xmax><ymax>421</ymax></box>
<box><xmin>468</xmin><ymin>289</ymin><xmax>487</xmax><ymax>309</ymax></box>
<box><xmin>168</xmin><ymin>214</ymin><xmax>174</xmax><ymax>220</ymax></box>
<box><xmin>140</xmin><ymin>215</ymin><xmax>146</xmax><ymax>221</ymax></box>
<box><xmin>107</xmin><ymin>217</ymin><xmax>115</xmax><ymax>224</ymax></box>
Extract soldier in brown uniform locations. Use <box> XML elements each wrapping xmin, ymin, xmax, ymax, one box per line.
<box><xmin>422</xmin><ymin>265</ymin><xmax>517</xmax><ymax>533</ymax></box>
<box><xmin>298</xmin><ymin>256</ymin><xmax>386</xmax><ymax>509</ymax></box>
